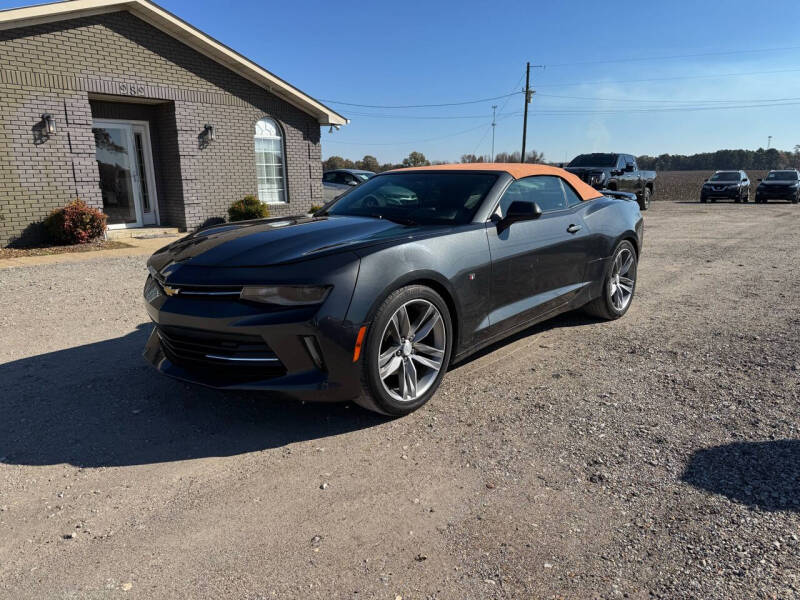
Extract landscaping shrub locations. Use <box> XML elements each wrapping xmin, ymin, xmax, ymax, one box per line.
<box><xmin>43</xmin><ymin>199</ymin><xmax>107</xmax><ymax>244</ymax></box>
<box><xmin>309</xmin><ymin>204</ymin><xmax>324</xmax><ymax>214</ymax></box>
<box><xmin>228</xmin><ymin>195</ymin><xmax>270</xmax><ymax>222</ymax></box>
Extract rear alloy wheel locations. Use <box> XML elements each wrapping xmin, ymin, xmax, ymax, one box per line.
<box><xmin>356</xmin><ymin>285</ymin><xmax>452</xmax><ymax>416</ymax></box>
<box><xmin>583</xmin><ymin>241</ymin><xmax>638</xmax><ymax>320</ymax></box>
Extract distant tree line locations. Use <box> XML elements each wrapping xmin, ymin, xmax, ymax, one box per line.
<box><xmin>637</xmin><ymin>147</ymin><xmax>800</xmax><ymax>171</ymax></box>
<box><xmin>322</xmin><ymin>149</ymin><xmax>546</xmax><ymax>173</ymax></box>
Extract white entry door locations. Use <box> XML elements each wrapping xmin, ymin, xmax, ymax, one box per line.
<box><xmin>92</xmin><ymin>119</ymin><xmax>159</xmax><ymax>229</ymax></box>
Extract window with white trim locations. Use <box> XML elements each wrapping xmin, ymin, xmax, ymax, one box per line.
<box><xmin>254</xmin><ymin>117</ymin><xmax>287</xmax><ymax>204</ymax></box>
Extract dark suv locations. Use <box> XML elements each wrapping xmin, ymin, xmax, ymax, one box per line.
<box><xmin>755</xmin><ymin>170</ymin><xmax>800</xmax><ymax>204</ymax></box>
<box><xmin>700</xmin><ymin>170</ymin><xmax>750</xmax><ymax>203</ymax></box>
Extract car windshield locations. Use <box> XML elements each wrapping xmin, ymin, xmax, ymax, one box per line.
<box><xmin>323</xmin><ymin>172</ymin><xmax>498</xmax><ymax>225</ymax></box>
<box><xmin>766</xmin><ymin>171</ymin><xmax>798</xmax><ymax>181</ymax></box>
<box><xmin>355</xmin><ymin>172</ymin><xmax>374</xmax><ymax>181</ymax></box>
<box><xmin>709</xmin><ymin>172</ymin><xmax>739</xmax><ymax>181</ymax></box>
<box><xmin>568</xmin><ymin>153</ymin><xmax>618</xmax><ymax>168</ymax></box>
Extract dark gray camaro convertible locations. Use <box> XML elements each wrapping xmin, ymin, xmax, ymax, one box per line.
<box><xmin>144</xmin><ymin>164</ymin><xmax>643</xmax><ymax>415</ymax></box>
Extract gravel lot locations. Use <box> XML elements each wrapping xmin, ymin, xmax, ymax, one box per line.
<box><xmin>1</xmin><ymin>200</ymin><xmax>799</xmax><ymax>599</ymax></box>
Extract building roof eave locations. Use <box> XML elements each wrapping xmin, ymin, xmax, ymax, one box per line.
<box><xmin>0</xmin><ymin>0</ymin><xmax>349</xmax><ymax>126</ymax></box>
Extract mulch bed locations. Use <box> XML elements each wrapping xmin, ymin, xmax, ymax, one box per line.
<box><xmin>0</xmin><ymin>240</ymin><xmax>133</xmax><ymax>259</ymax></box>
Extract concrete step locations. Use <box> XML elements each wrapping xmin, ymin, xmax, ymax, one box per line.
<box><xmin>107</xmin><ymin>226</ymin><xmax>182</xmax><ymax>241</ymax></box>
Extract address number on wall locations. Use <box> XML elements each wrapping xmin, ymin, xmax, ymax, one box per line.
<box><xmin>119</xmin><ymin>83</ymin><xmax>146</xmax><ymax>96</ymax></box>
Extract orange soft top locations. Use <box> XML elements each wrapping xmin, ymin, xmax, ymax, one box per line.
<box><xmin>394</xmin><ymin>162</ymin><xmax>603</xmax><ymax>202</ymax></box>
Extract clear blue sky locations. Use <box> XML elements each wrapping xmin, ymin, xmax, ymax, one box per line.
<box><xmin>4</xmin><ymin>0</ymin><xmax>800</xmax><ymax>163</ymax></box>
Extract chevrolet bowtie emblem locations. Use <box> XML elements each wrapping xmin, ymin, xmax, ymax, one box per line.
<box><xmin>163</xmin><ymin>285</ymin><xmax>181</xmax><ymax>297</ymax></box>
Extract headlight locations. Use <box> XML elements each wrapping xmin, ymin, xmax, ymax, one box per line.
<box><xmin>240</xmin><ymin>285</ymin><xmax>331</xmax><ymax>306</ymax></box>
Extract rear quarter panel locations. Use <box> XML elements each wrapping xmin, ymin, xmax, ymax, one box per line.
<box><xmin>581</xmin><ymin>196</ymin><xmax>643</xmax><ymax>294</ymax></box>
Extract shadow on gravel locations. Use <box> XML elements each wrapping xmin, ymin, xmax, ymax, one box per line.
<box><xmin>454</xmin><ymin>310</ymin><xmax>602</xmax><ymax>367</ymax></box>
<box><xmin>682</xmin><ymin>440</ymin><xmax>800</xmax><ymax>512</ymax></box>
<box><xmin>0</xmin><ymin>324</ymin><xmax>386</xmax><ymax>468</ymax></box>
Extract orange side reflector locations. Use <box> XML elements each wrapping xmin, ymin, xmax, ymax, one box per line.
<box><xmin>352</xmin><ymin>326</ymin><xmax>367</xmax><ymax>363</ymax></box>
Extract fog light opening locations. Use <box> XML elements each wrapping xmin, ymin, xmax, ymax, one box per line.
<box><xmin>302</xmin><ymin>335</ymin><xmax>325</xmax><ymax>371</ymax></box>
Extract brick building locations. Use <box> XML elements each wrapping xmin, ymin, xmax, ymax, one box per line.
<box><xmin>0</xmin><ymin>0</ymin><xmax>347</xmax><ymax>246</ymax></box>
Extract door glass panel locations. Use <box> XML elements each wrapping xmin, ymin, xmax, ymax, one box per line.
<box><xmin>93</xmin><ymin>127</ymin><xmax>137</xmax><ymax>225</ymax></box>
<box><xmin>133</xmin><ymin>132</ymin><xmax>151</xmax><ymax>213</ymax></box>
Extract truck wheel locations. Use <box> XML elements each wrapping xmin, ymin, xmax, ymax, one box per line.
<box><xmin>638</xmin><ymin>187</ymin><xmax>651</xmax><ymax>211</ymax></box>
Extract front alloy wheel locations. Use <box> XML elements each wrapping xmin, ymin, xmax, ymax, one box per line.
<box><xmin>357</xmin><ymin>285</ymin><xmax>452</xmax><ymax>416</ymax></box>
<box><xmin>378</xmin><ymin>299</ymin><xmax>446</xmax><ymax>403</ymax></box>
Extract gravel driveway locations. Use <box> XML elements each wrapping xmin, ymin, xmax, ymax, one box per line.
<box><xmin>1</xmin><ymin>201</ymin><xmax>798</xmax><ymax>599</ymax></box>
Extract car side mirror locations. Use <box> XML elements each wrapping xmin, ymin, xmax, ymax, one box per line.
<box><xmin>347</xmin><ymin>180</ymin><xmax>359</xmax><ymax>186</ymax></box>
<box><xmin>498</xmin><ymin>200</ymin><xmax>542</xmax><ymax>232</ymax></box>
<box><xmin>625</xmin><ymin>163</ymin><xmax>634</xmax><ymax>172</ymax></box>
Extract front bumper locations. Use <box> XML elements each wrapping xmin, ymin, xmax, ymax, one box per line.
<box><xmin>701</xmin><ymin>188</ymin><xmax>740</xmax><ymax>200</ymax></box>
<box><xmin>142</xmin><ymin>255</ymin><xmax>365</xmax><ymax>402</ymax></box>
<box><xmin>756</xmin><ymin>187</ymin><xmax>798</xmax><ymax>200</ymax></box>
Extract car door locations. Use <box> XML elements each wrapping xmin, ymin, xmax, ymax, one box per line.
<box><xmin>484</xmin><ymin>175</ymin><xmax>591</xmax><ymax>337</ymax></box>
<box><xmin>619</xmin><ymin>154</ymin><xmax>636</xmax><ymax>194</ymax></box>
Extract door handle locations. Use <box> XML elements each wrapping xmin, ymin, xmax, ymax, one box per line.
<box><xmin>567</xmin><ymin>224</ymin><xmax>582</xmax><ymax>234</ymax></box>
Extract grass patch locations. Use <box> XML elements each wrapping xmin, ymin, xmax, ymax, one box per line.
<box><xmin>0</xmin><ymin>240</ymin><xmax>133</xmax><ymax>259</ymax></box>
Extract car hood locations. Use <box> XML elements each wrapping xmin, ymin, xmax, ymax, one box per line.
<box><xmin>149</xmin><ymin>215</ymin><xmax>435</xmax><ymax>269</ymax></box>
<box><xmin>759</xmin><ymin>180</ymin><xmax>797</xmax><ymax>185</ymax></box>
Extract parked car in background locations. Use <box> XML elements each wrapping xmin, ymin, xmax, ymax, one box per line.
<box><xmin>322</xmin><ymin>169</ymin><xmax>375</xmax><ymax>201</ymax></box>
<box><xmin>700</xmin><ymin>170</ymin><xmax>750</xmax><ymax>203</ymax></box>
<box><xmin>755</xmin><ymin>170</ymin><xmax>800</xmax><ymax>204</ymax></box>
<box><xmin>564</xmin><ymin>153</ymin><xmax>656</xmax><ymax>211</ymax></box>
<box><xmin>143</xmin><ymin>164</ymin><xmax>643</xmax><ymax>416</ymax></box>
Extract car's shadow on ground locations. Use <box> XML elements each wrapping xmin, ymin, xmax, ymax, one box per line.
<box><xmin>0</xmin><ymin>324</ymin><xmax>387</xmax><ymax>468</ymax></box>
<box><xmin>682</xmin><ymin>440</ymin><xmax>800</xmax><ymax>512</ymax></box>
<box><xmin>453</xmin><ymin>310</ymin><xmax>602</xmax><ymax>367</ymax></box>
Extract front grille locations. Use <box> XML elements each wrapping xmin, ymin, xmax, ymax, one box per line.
<box><xmin>157</xmin><ymin>325</ymin><xmax>285</xmax><ymax>378</ymax></box>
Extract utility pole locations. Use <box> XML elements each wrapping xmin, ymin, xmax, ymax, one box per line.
<box><xmin>521</xmin><ymin>62</ymin><xmax>530</xmax><ymax>163</ymax></box>
<box><xmin>767</xmin><ymin>135</ymin><xmax>772</xmax><ymax>149</ymax></box>
<box><xmin>491</xmin><ymin>105</ymin><xmax>497</xmax><ymax>162</ymax></box>
<box><xmin>520</xmin><ymin>62</ymin><xmax>544</xmax><ymax>162</ymax></box>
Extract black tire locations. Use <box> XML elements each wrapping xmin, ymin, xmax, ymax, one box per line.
<box><xmin>792</xmin><ymin>193</ymin><xmax>799</xmax><ymax>204</ymax></box>
<box><xmin>734</xmin><ymin>196</ymin><xmax>741</xmax><ymax>203</ymax></box>
<box><xmin>583</xmin><ymin>240</ymin><xmax>638</xmax><ymax>321</ymax></box>
<box><xmin>638</xmin><ymin>187</ymin><xmax>651</xmax><ymax>211</ymax></box>
<box><xmin>354</xmin><ymin>284</ymin><xmax>453</xmax><ymax>416</ymax></box>
<box><xmin>700</xmin><ymin>197</ymin><xmax>707</xmax><ymax>203</ymax></box>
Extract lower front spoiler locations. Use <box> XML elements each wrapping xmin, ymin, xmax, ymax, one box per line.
<box><xmin>143</xmin><ymin>327</ymin><xmax>357</xmax><ymax>402</ymax></box>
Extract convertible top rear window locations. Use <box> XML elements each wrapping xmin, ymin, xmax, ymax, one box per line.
<box><xmin>324</xmin><ymin>172</ymin><xmax>498</xmax><ymax>225</ymax></box>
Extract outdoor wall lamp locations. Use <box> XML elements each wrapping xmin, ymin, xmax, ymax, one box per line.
<box><xmin>41</xmin><ymin>113</ymin><xmax>56</xmax><ymax>135</ymax></box>
<box><xmin>202</xmin><ymin>124</ymin><xmax>215</xmax><ymax>142</ymax></box>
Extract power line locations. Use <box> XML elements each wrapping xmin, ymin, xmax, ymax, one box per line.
<box><xmin>544</xmin><ymin>44</ymin><xmax>800</xmax><ymax>68</ymax></box>
<box><xmin>536</xmin><ymin>67</ymin><xmax>800</xmax><ymax>88</ymax></box>
<box><xmin>536</xmin><ymin>92</ymin><xmax>800</xmax><ymax>104</ymax></box>
<box><xmin>317</xmin><ymin>91</ymin><xmax>520</xmax><ymax>109</ymax></box>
